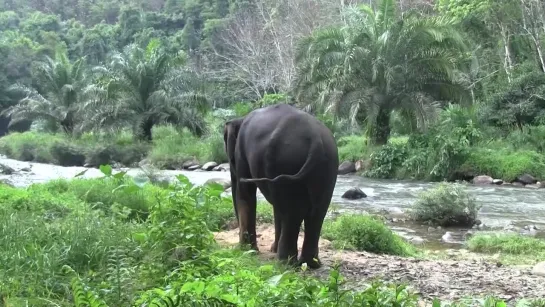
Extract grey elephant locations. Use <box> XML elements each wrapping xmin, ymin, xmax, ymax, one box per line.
<box><xmin>223</xmin><ymin>103</ymin><xmax>339</xmax><ymax>268</ymax></box>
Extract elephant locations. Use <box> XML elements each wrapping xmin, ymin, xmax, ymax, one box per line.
<box><xmin>223</xmin><ymin>103</ymin><xmax>339</xmax><ymax>269</ymax></box>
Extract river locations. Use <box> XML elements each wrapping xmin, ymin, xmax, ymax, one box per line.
<box><xmin>0</xmin><ymin>156</ymin><xmax>543</xmax><ymax>248</ymax></box>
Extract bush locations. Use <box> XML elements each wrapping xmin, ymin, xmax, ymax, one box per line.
<box><xmin>0</xmin><ymin>167</ymin><xmax>536</xmax><ymax>306</ymax></box>
<box><xmin>322</xmin><ymin>214</ymin><xmax>416</xmax><ymax>256</ymax></box>
<box><xmin>0</xmin><ymin>131</ymin><xmax>62</xmax><ymax>162</ymax></box>
<box><xmin>337</xmin><ymin>135</ymin><xmax>368</xmax><ymax>162</ymax></box>
<box><xmin>0</xmin><ymin>183</ymin><xmax>142</xmax><ymax>302</ymax></box>
<box><xmin>365</xmin><ymin>141</ymin><xmax>408</xmax><ymax>179</ymax></box>
<box><xmin>50</xmin><ymin>140</ymin><xmax>86</xmax><ymax>166</ymax></box>
<box><xmin>467</xmin><ymin>232</ymin><xmax>545</xmax><ymax>255</ymax></box>
<box><xmin>460</xmin><ymin>147</ymin><xmax>545</xmax><ymax>181</ymax></box>
<box><xmin>40</xmin><ymin>177</ymin><xmax>167</xmax><ymax>221</ymax></box>
<box><xmin>148</xmin><ymin>125</ymin><xmax>209</xmax><ymax>168</ymax></box>
<box><xmin>410</xmin><ymin>182</ymin><xmax>481</xmax><ymax>227</ymax></box>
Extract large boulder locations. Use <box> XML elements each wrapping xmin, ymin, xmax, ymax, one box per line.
<box><xmin>182</xmin><ymin>160</ymin><xmax>199</xmax><ymax>169</ymax></box>
<box><xmin>0</xmin><ymin>163</ymin><xmax>15</xmax><ymax>175</ymax></box>
<box><xmin>492</xmin><ymin>179</ymin><xmax>503</xmax><ymax>185</ymax></box>
<box><xmin>188</xmin><ymin>164</ymin><xmax>201</xmax><ymax>171</ymax></box>
<box><xmin>515</xmin><ymin>174</ymin><xmax>537</xmax><ymax>185</ymax></box>
<box><xmin>213</xmin><ymin>163</ymin><xmax>230</xmax><ymax>171</ymax></box>
<box><xmin>341</xmin><ymin>187</ymin><xmax>367</xmax><ymax>200</ymax></box>
<box><xmin>202</xmin><ymin>161</ymin><xmax>218</xmax><ymax>171</ymax></box>
<box><xmin>338</xmin><ymin>161</ymin><xmax>356</xmax><ymax>175</ymax></box>
<box><xmin>472</xmin><ymin>175</ymin><xmax>493</xmax><ymax>185</ymax></box>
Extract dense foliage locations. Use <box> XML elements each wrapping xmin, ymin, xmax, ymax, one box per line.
<box><xmin>0</xmin><ymin>167</ymin><xmax>538</xmax><ymax>306</ymax></box>
<box><xmin>1</xmin><ymin>0</ymin><xmax>545</xmax><ymax>182</ymax></box>
<box><xmin>2</xmin><ymin>0</ymin><xmax>545</xmax><ymax>303</ymax></box>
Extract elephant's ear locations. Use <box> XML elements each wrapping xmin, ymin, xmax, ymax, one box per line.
<box><xmin>224</xmin><ymin>117</ymin><xmax>244</xmax><ymax>166</ymax></box>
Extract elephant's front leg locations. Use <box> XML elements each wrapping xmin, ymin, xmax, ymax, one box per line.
<box><xmin>236</xmin><ymin>182</ymin><xmax>258</xmax><ymax>251</ymax></box>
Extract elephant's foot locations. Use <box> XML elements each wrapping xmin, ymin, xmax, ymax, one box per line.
<box><xmin>298</xmin><ymin>255</ymin><xmax>322</xmax><ymax>269</ymax></box>
<box><xmin>240</xmin><ymin>231</ymin><xmax>259</xmax><ymax>252</ymax></box>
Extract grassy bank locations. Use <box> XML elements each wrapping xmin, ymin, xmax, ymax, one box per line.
<box><xmin>337</xmin><ymin>106</ymin><xmax>545</xmax><ymax>183</ymax></box>
<box><xmin>2</xmin><ymin>105</ymin><xmax>545</xmax><ymax>185</ymax></box>
<box><xmin>0</xmin><ymin>167</ymin><xmax>541</xmax><ymax>306</ymax></box>
<box><xmin>0</xmin><ymin>125</ymin><xmax>227</xmax><ymax>169</ymax></box>
<box><xmin>466</xmin><ymin>232</ymin><xmax>545</xmax><ymax>265</ymax></box>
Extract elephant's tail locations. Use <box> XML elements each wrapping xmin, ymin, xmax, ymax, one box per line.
<box><xmin>239</xmin><ymin>136</ymin><xmax>323</xmax><ymax>184</ymax></box>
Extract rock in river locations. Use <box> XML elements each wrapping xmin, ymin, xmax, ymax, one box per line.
<box><xmin>338</xmin><ymin>161</ymin><xmax>356</xmax><ymax>175</ymax></box>
<box><xmin>0</xmin><ymin>163</ymin><xmax>15</xmax><ymax>175</ymax></box>
<box><xmin>472</xmin><ymin>175</ymin><xmax>493</xmax><ymax>185</ymax></box>
<box><xmin>187</xmin><ymin>164</ymin><xmax>201</xmax><ymax>171</ymax></box>
<box><xmin>202</xmin><ymin>161</ymin><xmax>218</xmax><ymax>171</ymax></box>
<box><xmin>515</xmin><ymin>174</ymin><xmax>537</xmax><ymax>185</ymax></box>
<box><xmin>341</xmin><ymin>187</ymin><xmax>367</xmax><ymax>200</ymax></box>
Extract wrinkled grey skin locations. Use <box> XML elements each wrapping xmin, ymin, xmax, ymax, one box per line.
<box><xmin>223</xmin><ymin>103</ymin><xmax>339</xmax><ymax>268</ymax></box>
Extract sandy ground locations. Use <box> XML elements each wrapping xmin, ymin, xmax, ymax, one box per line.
<box><xmin>214</xmin><ymin>224</ymin><xmax>545</xmax><ymax>303</ymax></box>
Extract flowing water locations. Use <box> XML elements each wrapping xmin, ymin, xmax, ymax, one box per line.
<box><xmin>1</xmin><ymin>156</ymin><xmax>544</xmax><ymax>248</ymax></box>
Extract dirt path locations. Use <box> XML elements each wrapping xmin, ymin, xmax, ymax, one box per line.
<box><xmin>214</xmin><ymin>224</ymin><xmax>545</xmax><ymax>303</ymax></box>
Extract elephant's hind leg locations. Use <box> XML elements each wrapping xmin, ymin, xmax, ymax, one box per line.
<box><xmin>299</xmin><ymin>203</ymin><xmax>328</xmax><ymax>269</ymax></box>
<box><xmin>276</xmin><ymin>208</ymin><xmax>303</xmax><ymax>266</ymax></box>
<box><xmin>270</xmin><ymin>206</ymin><xmax>281</xmax><ymax>253</ymax></box>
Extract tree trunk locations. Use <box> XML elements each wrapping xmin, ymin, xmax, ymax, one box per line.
<box><xmin>500</xmin><ymin>24</ymin><xmax>514</xmax><ymax>83</ymax></box>
<box><xmin>370</xmin><ymin>107</ymin><xmax>391</xmax><ymax>145</ymax></box>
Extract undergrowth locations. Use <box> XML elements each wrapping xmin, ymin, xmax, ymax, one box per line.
<box><xmin>322</xmin><ymin>214</ymin><xmax>417</xmax><ymax>256</ymax></box>
<box><xmin>0</xmin><ymin>165</ymin><xmax>541</xmax><ymax>306</ymax></box>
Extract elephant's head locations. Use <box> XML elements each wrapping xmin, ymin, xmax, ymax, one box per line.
<box><xmin>223</xmin><ymin>117</ymin><xmax>245</xmax><ymax>167</ymax></box>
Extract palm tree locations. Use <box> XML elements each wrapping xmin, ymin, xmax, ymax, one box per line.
<box><xmin>293</xmin><ymin>0</ymin><xmax>471</xmax><ymax>145</ymax></box>
<box><xmin>82</xmin><ymin>39</ymin><xmax>210</xmax><ymax>141</ymax></box>
<box><xmin>2</xmin><ymin>46</ymin><xmax>87</xmax><ymax>134</ymax></box>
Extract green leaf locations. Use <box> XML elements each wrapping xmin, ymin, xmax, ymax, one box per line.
<box><xmin>112</xmin><ymin>171</ymin><xmax>127</xmax><ymax>179</ymax></box>
<box><xmin>133</xmin><ymin>176</ymin><xmax>150</xmax><ymax>188</ymax></box>
<box><xmin>267</xmin><ymin>271</ymin><xmax>289</xmax><ymax>286</ymax></box>
<box><xmin>99</xmin><ymin>164</ymin><xmax>112</xmax><ymax>177</ymax></box>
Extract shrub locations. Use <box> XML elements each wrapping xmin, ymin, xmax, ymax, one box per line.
<box><xmin>410</xmin><ymin>182</ymin><xmax>481</xmax><ymax>227</ymax></box>
<box><xmin>40</xmin><ymin>177</ymin><xmax>166</xmax><ymax>221</ymax></box>
<box><xmin>460</xmin><ymin>148</ymin><xmax>545</xmax><ymax>181</ymax></box>
<box><xmin>203</xmin><ymin>131</ymin><xmax>228</xmax><ymax>163</ymax></box>
<box><xmin>337</xmin><ymin>135</ymin><xmax>368</xmax><ymax>162</ymax></box>
<box><xmin>0</xmin><ymin>184</ymin><xmax>141</xmax><ymax>302</ymax></box>
<box><xmin>148</xmin><ymin>125</ymin><xmax>208</xmax><ymax>168</ymax></box>
<box><xmin>50</xmin><ymin>140</ymin><xmax>86</xmax><ymax>166</ymax></box>
<box><xmin>467</xmin><ymin>232</ymin><xmax>545</xmax><ymax>255</ymax></box>
<box><xmin>365</xmin><ymin>142</ymin><xmax>408</xmax><ymax>179</ymax></box>
<box><xmin>322</xmin><ymin>214</ymin><xmax>416</xmax><ymax>256</ymax></box>
<box><xmin>0</xmin><ymin>131</ymin><xmax>62</xmax><ymax>162</ymax></box>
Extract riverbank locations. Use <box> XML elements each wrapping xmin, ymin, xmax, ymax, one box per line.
<box><xmin>0</xmin><ymin>171</ymin><xmax>543</xmax><ymax>305</ymax></box>
<box><xmin>3</xmin><ymin>122</ymin><xmax>545</xmax><ymax>188</ymax></box>
<box><xmin>215</xmin><ymin>224</ymin><xmax>545</xmax><ymax>302</ymax></box>
<box><xmin>1</xmin><ymin>154</ymin><xmax>544</xmax><ymax>249</ymax></box>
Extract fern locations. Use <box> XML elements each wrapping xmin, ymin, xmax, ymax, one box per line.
<box><xmin>63</xmin><ymin>265</ymin><xmax>109</xmax><ymax>307</ymax></box>
<box><xmin>105</xmin><ymin>246</ymin><xmax>136</xmax><ymax>306</ymax></box>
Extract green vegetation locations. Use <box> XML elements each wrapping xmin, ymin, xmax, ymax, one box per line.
<box><xmin>0</xmin><ymin>0</ymin><xmax>544</xmax><ymax>183</ymax></box>
<box><xmin>0</xmin><ymin>167</ymin><xmax>538</xmax><ymax>306</ymax></box>
<box><xmin>2</xmin><ymin>0</ymin><xmax>545</xmax><ymax>303</ymax></box>
<box><xmin>322</xmin><ymin>214</ymin><xmax>417</xmax><ymax>256</ymax></box>
<box><xmin>467</xmin><ymin>232</ymin><xmax>545</xmax><ymax>255</ymax></box>
<box><xmin>410</xmin><ymin>182</ymin><xmax>481</xmax><ymax>227</ymax></box>
<box><xmin>466</xmin><ymin>232</ymin><xmax>545</xmax><ymax>265</ymax></box>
